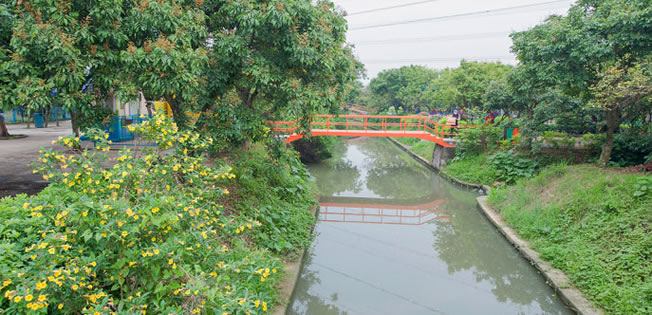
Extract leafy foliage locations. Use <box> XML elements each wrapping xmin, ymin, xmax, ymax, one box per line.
<box><xmin>490</xmin><ymin>151</ymin><xmax>539</xmax><ymax>185</ymax></box>
<box><xmin>0</xmin><ymin>115</ymin><xmax>315</xmax><ymax>314</ymax></box>
<box><xmin>455</xmin><ymin>124</ymin><xmax>503</xmax><ymax>156</ymax></box>
<box><xmin>610</xmin><ymin>127</ymin><xmax>652</xmax><ymax>167</ymax></box>
<box><xmin>632</xmin><ymin>176</ymin><xmax>651</xmax><ymax>198</ymax></box>
<box><xmin>511</xmin><ymin>0</ymin><xmax>652</xmax><ymax>164</ymax></box>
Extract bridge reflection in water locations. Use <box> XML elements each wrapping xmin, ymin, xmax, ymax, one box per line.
<box><xmin>318</xmin><ymin>198</ymin><xmax>450</xmax><ymax>225</ymax></box>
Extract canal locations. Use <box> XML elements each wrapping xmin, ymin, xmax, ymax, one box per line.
<box><xmin>288</xmin><ymin>137</ymin><xmax>572</xmax><ymax>314</ymax></box>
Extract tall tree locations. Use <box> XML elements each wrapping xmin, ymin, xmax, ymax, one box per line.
<box><xmin>511</xmin><ymin>0</ymin><xmax>652</xmax><ymax>164</ymax></box>
<box><xmin>0</xmin><ymin>3</ymin><xmax>16</xmax><ymax>137</ymax></box>
<box><xmin>3</xmin><ymin>0</ymin><xmax>208</xmax><ymax>136</ymax></box>
<box><xmin>199</xmin><ymin>0</ymin><xmax>361</xmax><ymax>139</ymax></box>
<box><xmin>590</xmin><ymin>61</ymin><xmax>651</xmax><ymax>163</ymax></box>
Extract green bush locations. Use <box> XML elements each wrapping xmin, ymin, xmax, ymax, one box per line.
<box><xmin>541</xmin><ymin>131</ymin><xmax>576</xmax><ymax>149</ymax></box>
<box><xmin>490</xmin><ymin>150</ymin><xmax>539</xmax><ymax>184</ymax></box>
<box><xmin>0</xmin><ymin>115</ymin><xmax>310</xmax><ymax>314</ymax></box>
<box><xmin>455</xmin><ymin>124</ymin><xmax>503</xmax><ymax>156</ymax></box>
<box><xmin>231</xmin><ymin>146</ymin><xmax>316</xmax><ymax>253</ymax></box>
<box><xmin>610</xmin><ymin>127</ymin><xmax>652</xmax><ymax>166</ymax></box>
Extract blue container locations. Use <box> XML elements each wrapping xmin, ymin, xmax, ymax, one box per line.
<box><xmin>34</xmin><ymin>113</ymin><xmax>45</xmax><ymax>128</ymax></box>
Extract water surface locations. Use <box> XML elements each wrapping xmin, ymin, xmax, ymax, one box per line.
<box><xmin>289</xmin><ymin>137</ymin><xmax>571</xmax><ymax>315</ymax></box>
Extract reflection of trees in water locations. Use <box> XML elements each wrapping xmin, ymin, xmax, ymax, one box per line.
<box><xmin>366</xmin><ymin>164</ymin><xmax>435</xmax><ymax>199</ymax></box>
<box><xmin>357</xmin><ymin>139</ymin><xmax>436</xmax><ymax>199</ymax></box>
<box><xmin>431</xmin><ymin>204</ymin><xmax>569</xmax><ymax>314</ymax></box>
<box><xmin>312</xmin><ymin>159</ymin><xmax>362</xmax><ymax>197</ymax></box>
<box><xmin>288</xmin><ymin>249</ymin><xmax>349</xmax><ymax>315</ymax></box>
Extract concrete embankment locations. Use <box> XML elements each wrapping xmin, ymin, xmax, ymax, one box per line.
<box><xmin>387</xmin><ymin>137</ymin><xmax>602</xmax><ymax>315</ymax></box>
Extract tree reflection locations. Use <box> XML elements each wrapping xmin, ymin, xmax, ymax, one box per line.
<box><xmin>310</xmin><ymin>159</ymin><xmax>362</xmax><ymax>197</ymax></box>
<box><xmin>431</xmin><ymin>201</ymin><xmax>569</xmax><ymax>314</ymax></box>
<box><xmin>288</xmin><ymin>249</ymin><xmax>349</xmax><ymax>315</ymax></box>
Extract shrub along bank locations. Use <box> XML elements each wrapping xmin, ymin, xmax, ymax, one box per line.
<box><xmin>489</xmin><ymin>165</ymin><xmax>651</xmax><ymax>314</ymax></box>
<box><xmin>0</xmin><ymin>115</ymin><xmax>316</xmax><ymax>314</ymax></box>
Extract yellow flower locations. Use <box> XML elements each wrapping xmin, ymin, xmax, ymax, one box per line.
<box><xmin>38</xmin><ymin>294</ymin><xmax>47</xmax><ymax>302</ymax></box>
<box><xmin>35</xmin><ymin>281</ymin><xmax>47</xmax><ymax>290</ymax></box>
<box><xmin>48</xmin><ymin>248</ymin><xmax>55</xmax><ymax>254</ymax></box>
<box><xmin>25</xmin><ymin>294</ymin><xmax>33</xmax><ymax>302</ymax></box>
<box><xmin>71</xmin><ymin>284</ymin><xmax>78</xmax><ymax>291</ymax></box>
<box><xmin>14</xmin><ymin>296</ymin><xmax>22</xmax><ymax>302</ymax></box>
<box><xmin>58</xmin><ymin>304</ymin><xmax>64</xmax><ymax>309</ymax></box>
<box><xmin>122</xmin><ymin>231</ymin><xmax>128</xmax><ymax>237</ymax></box>
<box><xmin>2</xmin><ymin>279</ymin><xmax>11</xmax><ymax>288</ymax></box>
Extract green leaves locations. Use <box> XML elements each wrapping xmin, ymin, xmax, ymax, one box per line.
<box><xmin>632</xmin><ymin>176</ymin><xmax>651</xmax><ymax>198</ymax></box>
<box><xmin>490</xmin><ymin>150</ymin><xmax>539</xmax><ymax>185</ymax></box>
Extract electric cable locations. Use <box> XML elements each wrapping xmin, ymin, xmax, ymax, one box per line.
<box><xmin>348</xmin><ymin>0</ymin><xmax>443</xmax><ymax>16</ymax></box>
<box><xmin>350</xmin><ymin>0</ymin><xmax>573</xmax><ymax>30</ymax></box>
<box><xmin>355</xmin><ymin>31</ymin><xmax>510</xmax><ymax>45</ymax></box>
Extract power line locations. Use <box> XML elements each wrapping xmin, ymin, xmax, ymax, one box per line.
<box><xmin>350</xmin><ymin>0</ymin><xmax>573</xmax><ymax>31</ymax></box>
<box><xmin>355</xmin><ymin>31</ymin><xmax>510</xmax><ymax>45</ymax></box>
<box><xmin>348</xmin><ymin>0</ymin><xmax>443</xmax><ymax>16</ymax></box>
<box><xmin>364</xmin><ymin>56</ymin><xmax>515</xmax><ymax>64</ymax></box>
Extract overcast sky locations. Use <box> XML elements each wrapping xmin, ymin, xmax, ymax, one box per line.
<box><xmin>331</xmin><ymin>0</ymin><xmax>576</xmax><ymax>81</ymax></box>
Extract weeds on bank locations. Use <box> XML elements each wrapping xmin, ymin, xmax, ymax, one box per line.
<box><xmin>489</xmin><ymin>165</ymin><xmax>652</xmax><ymax>314</ymax></box>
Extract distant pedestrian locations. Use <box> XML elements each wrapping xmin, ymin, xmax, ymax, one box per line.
<box><xmin>485</xmin><ymin>112</ymin><xmax>495</xmax><ymax>125</ymax></box>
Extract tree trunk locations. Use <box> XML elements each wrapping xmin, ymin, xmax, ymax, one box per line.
<box><xmin>70</xmin><ymin>109</ymin><xmax>80</xmax><ymax>137</ymax></box>
<box><xmin>43</xmin><ymin>109</ymin><xmax>49</xmax><ymax>128</ymax></box>
<box><xmin>598</xmin><ymin>108</ymin><xmax>620</xmax><ymax>165</ymax></box>
<box><xmin>0</xmin><ymin>116</ymin><xmax>9</xmax><ymax>137</ymax></box>
<box><xmin>167</xmin><ymin>98</ymin><xmax>188</xmax><ymax>129</ymax></box>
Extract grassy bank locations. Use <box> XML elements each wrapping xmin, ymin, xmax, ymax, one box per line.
<box><xmin>442</xmin><ymin>154</ymin><xmax>495</xmax><ymax>185</ymax></box>
<box><xmin>489</xmin><ymin>165</ymin><xmax>651</xmax><ymax>314</ymax></box>
<box><xmin>395</xmin><ymin>138</ymin><xmax>436</xmax><ymax>161</ymax></box>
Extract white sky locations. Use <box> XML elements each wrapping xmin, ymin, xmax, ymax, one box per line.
<box><xmin>331</xmin><ymin>0</ymin><xmax>575</xmax><ymax>81</ymax></box>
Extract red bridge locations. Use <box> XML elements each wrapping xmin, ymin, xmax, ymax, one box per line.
<box><xmin>268</xmin><ymin>114</ymin><xmax>467</xmax><ymax>147</ymax></box>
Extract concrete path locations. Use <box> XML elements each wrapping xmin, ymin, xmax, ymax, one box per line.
<box><xmin>0</xmin><ymin>121</ymin><xmax>73</xmax><ymax>197</ymax></box>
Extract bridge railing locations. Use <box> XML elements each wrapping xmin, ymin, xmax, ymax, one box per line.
<box><xmin>267</xmin><ymin>115</ymin><xmax>474</xmax><ymax>141</ymax></box>
<box><xmin>310</xmin><ymin>114</ymin><xmax>468</xmax><ymax>139</ymax></box>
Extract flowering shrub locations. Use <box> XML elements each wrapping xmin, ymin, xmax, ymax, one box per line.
<box><xmin>0</xmin><ymin>115</ymin><xmax>290</xmax><ymax>314</ymax></box>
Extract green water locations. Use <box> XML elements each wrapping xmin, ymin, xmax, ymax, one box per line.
<box><xmin>288</xmin><ymin>137</ymin><xmax>572</xmax><ymax>315</ymax></box>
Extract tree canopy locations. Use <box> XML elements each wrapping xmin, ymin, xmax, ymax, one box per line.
<box><xmin>510</xmin><ymin>0</ymin><xmax>651</xmax><ymax>163</ymax></box>
<box><xmin>0</xmin><ymin>0</ymin><xmax>362</xmax><ymax>143</ymax></box>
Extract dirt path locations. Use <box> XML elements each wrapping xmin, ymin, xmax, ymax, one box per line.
<box><xmin>0</xmin><ymin>122</ymin><xmax>72</xmax><ymax>197</ymax></box>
